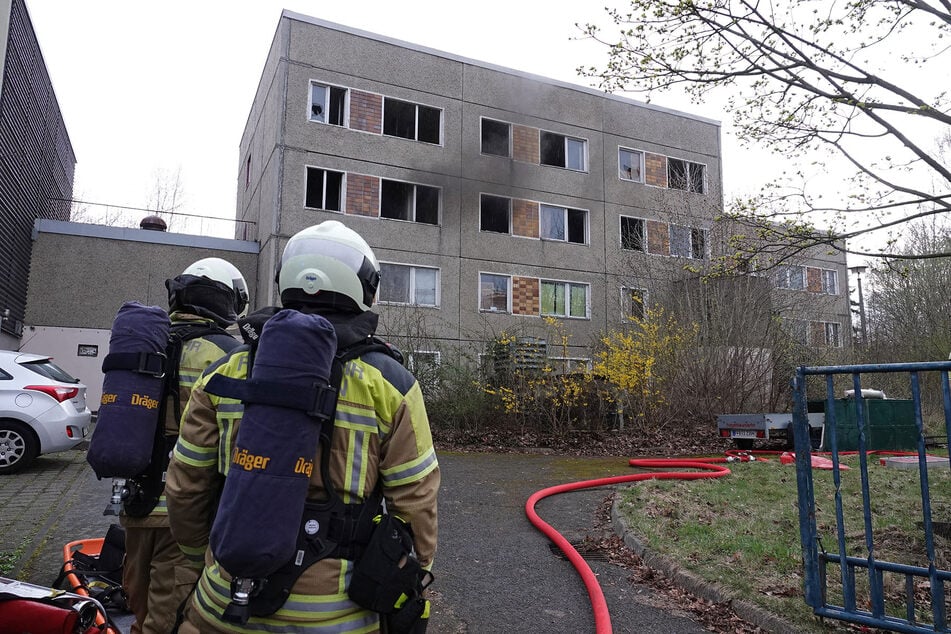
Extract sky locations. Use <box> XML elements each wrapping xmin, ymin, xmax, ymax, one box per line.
<box><xmin>24</xmin><ymin>0</ymin><xmax>771</xmax><ymax>236</ymax></box>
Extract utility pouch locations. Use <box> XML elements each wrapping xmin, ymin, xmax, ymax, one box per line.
<box><xmin>348</xmin><ymin>513</ymin><xmax>433</xmax><ymax>633</ymax></box>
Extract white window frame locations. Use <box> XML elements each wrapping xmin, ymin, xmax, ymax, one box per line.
<box><xmin>821</xmin><ymin>269</ymin><xmax>839</xmax><ymax>295</ymax></box>
<box><xmin>479</xmin><ymin>273</ymin><xmax>511</xmax><ymax>313</ymax></box>
<box><xmin>378</xmin><ymin>262</ymin><xmax>440</xmax><ymax>307</ymax></box>
<box><xmin>480</xmin><ymin>117</ymin><xmax>512</xmax><ymax>158</ymax></box>
<box><xmin>667</xmin><ymin>157</ymin><xmax>707</xmax><ymax>194</ymax></box>
<box><xmin>407</xmin><ymin>350</ymin><xmax>441</xmax><ymax>373</ymax></box>
<box><xmin>479</xmin><ymin>193</ymin><xmax>512</xmax><ymax>234</ymax></box>
<box><xmin>548</xmin><ymin>356</ymin><xmax>592</xmax><ymax>373</ymax></box>
<box><xmin>821</xmin><ymin>321</ymin><xmax>842</xmax><ymax>348</ymax></box>
<box><xmin>618</xmin><ymin>147</ymin><xmax>644</xmax><ymax>183</ymax></box>
<box><xmin>380</xmin><ymin>178</ymin><xmax>440</xmax><ymax>225</ymax></box>
<box><xmin>304</xmin><ymin>166</ymin><xmax>345</xmax><ymax>212</ymax></box>
<box><xmin>620</xmin><ymin>286</ymin><xmax>648</xmax><ymax>321</ymax></box>
<box><xmin>539</xmin><ymin>130</ymin><xmax>588</xmax><ymax>171</ymax></box>
<box><xmin>309</xmin><ymin>81</ymin><xmax>349</xmax><ymax>126</ymax></box>
<box><xmin>540</xmin><ymin>204</ymin><xmax>587</xmax><ymax>244</ymax></box>
<box><xmin>541</xmin><ymin>279</ymin><xmax>590</xmax><ymax>319</ymax></box>
<box><xmin>382</xmin><ymin>97</ymin><xmax>442</xmax><ymax>144</ymax></box>
<box><xmin>776</xmin><ymin>265</ymin><xmax>806</xmax><ymax>290</ymax></box>
<box><xmin>620</xmin><ymin>216</ymin><xmax>646</xmax><ymax>252</ymax></box>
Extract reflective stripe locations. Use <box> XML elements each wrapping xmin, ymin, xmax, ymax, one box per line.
<box><xmin>217</xmin><ymin>415</ymin><xmax>238</xmax><ymax>476</ymax></box>
<box><xmin>335</xmin><ymin>408</ymin><xmax>378</xmax><ymax>433</ymax></box>
<box><xmin>174</xmin><ymin>437</ymin><xmax>217</xmax><ymax>468</ymax></box>
<box><xmin>217</xmin><ymin>401</ymin><xmax>244</xmax><ymax>414</ymax></box>
<box><xmin>179</xmin><ymin>543</ymin><xmax>205</xmax><ymax>565</ymax></box>
<box><xmin>152</xmin><ymin>496</ymin><xmax>167</xmax><ymax>515</ymax></box>
<box><xmin>381</xmin><ymin>447</ymin><xmax>438</xmax><ymax>487</ymax></box>
<box><xmin>192</xmin><ymin>564</ymin><xmax>378</xmax><ymax>633</ymax></box>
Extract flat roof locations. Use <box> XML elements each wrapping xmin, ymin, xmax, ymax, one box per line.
<box><xmin>33</xmin><ymin>219</ymin><xmax>259</xmax><ymax>253</ymax></box>
<box><xmin>281</xmin><ymin>10</ymin><xmax>721</xmax><ymax>128</ymax></box>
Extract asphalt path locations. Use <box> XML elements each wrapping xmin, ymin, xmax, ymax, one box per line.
<box><xmin>4</xmin><ymin>449</ymin><xmax>711</xmax><ymax>633</ymax></box>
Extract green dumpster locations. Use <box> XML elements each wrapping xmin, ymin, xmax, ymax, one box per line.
<box><xmin>830</xmin><ymin>398</ymin><xmax>918</xmax><ymax>451</ymax></box>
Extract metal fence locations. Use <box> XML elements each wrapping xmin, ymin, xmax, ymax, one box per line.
<box><xmin>793</xmin><ymin>361</ymin><xmax>951</xmax><ymax>633</ymax></box>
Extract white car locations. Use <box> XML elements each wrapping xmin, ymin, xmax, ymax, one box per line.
<box><xmin>0</xmin><ymin>351</ymin><xmax>92</xmax><ymax>474</ymax></box>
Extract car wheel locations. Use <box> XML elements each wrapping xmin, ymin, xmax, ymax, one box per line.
<box><xmin>0</xmin><ymin>420</ymin><xmax>39</xmax><ymax>474</ymax></box>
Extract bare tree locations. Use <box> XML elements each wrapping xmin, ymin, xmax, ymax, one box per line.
<box><xmin>578</xmin><ymin>0</ymin><xmax>951</xmax><ymax>263</ymax></box>
<box><xmin>145</xmin><ymin>167</ymin><xmax>185</xmax><ymax>231</ymax></box>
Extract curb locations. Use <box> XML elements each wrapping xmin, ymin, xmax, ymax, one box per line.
<box><xmin>610</xmin><ymin>496</ymin><xmax>804</xmax><ymax>634</ymax></box>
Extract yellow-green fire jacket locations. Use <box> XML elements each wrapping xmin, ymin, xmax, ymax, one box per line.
<box><xmin>165</xmin><ymin>309</ymin><xmax>440</xmax><ymax>633</ymax></box>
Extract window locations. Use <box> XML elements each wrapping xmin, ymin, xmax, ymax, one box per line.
<box><xmin>619</xmin><ymin>148</ymin><xmax>644</xmax><ymax>182</ymax></box>
<box><xmin>549</xmin><ymin>357</ymin><xmax>592</xmax><ymax>373</ymax></box>
<box><xmin>776</xmin><ymin>265</ymin><xmax>806</xmax><ymax>290</ymax></box>
<box><xmin>667</xmin><ymin>158</ymin><xmax>706</xmax><ymax>193</ymax></box>
<box><xmin>821</xmin><ymin>321</ymin><xmax>841</xmax><ymax>347</ymax></box>
<box><xmin>621</xmin><ymin>287</ymin><xmax>647</xmax><ymax>320</ymax></box>
<box><xmin>821</xmin><ymin>269</ymin><xmax>838</xmax><ymax>295</ymax></box>
<box><xmin>787</xmin><ymin>319</ymin><xmax>808</xmax><ymax>345</ymax></box>
<box><xmin>481</xmin><ymin>118</ymin><xmax>511</xmax><ymax>157</ymax></box>
<box><xmin>245</xmin><ymin>156</ymin><xmax>251</xmax><ymax>190</ymax></box>
<box><xmin>310</xmin><ymin>82</ymin><xmax>347</xmax><ymax>126</ymax></box>
<box><xmin>620</xmin><ymin>216</ymin><xmax>645</xmax><ymax>251</ymax></box>
<box><xmin>383</xmin><ymin>97</ymin><xmax>440</xmax><ymax>144</ymax></box>
<box><xmin>670</xmin><ymin>225</ymin><xmax>706</xmax><ymax>259</ymax></box>
<box><xmin>541</xmin><ymin>280</ymin><xmax>588</xmax><ymax>319</ymax></box>
<box><xmin>540</xmin><ymin>131</ymin><xmax>586</xmax><ymax>171</ymax></box>
<box><xmin>305</xmin><ymin>167</ymin><xmax>344</xmax><ymax>211</ymax></box>
<box><xmin>381</xmin><ymin>180</ymin><xmax>439</xmax><ymax>225</ymax></box>
<box><xmin>408</xmin><ymin>351</ymin><xmax>441</xmax><ymax>391</ymax></box>
<box><xmin>479</xmin><ymin>273</ymin><xmax>510</xmax><ymax>312</ymax></box>
<box><xmin>379</xmin><ymin>263</ymin><xmax>438</xmax><ymax>306</ymax></box>
<box><xmin>540</xmin><ymin>205</ymin><xmax>586</xmax><ymax>244</ymax></box>
<box><xmin>480</xmin><ymin>194</ymin><xmax>511</xmax><ymax>233</ymax></box>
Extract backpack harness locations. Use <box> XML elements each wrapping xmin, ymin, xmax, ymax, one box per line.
<box><xmin>202</xmin><ymin>336</ymin><xmax>424</xmax><ymax>626</ymax></box>
<box><xmin>101</xmin><ymin>321</ymin><xmax>230</xmax><ymax>517</ymax></box>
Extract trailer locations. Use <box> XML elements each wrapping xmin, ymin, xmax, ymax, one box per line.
<box><xmin>717</xmin><ymin>412</ymin><xmax>825</xmax><ymax>450</ymax></box>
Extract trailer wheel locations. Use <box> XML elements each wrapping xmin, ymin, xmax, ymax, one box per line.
<box><xmin>734</xmin><ymin>438</ymin><xmax>754</xmax><ymax>450</ymax></box>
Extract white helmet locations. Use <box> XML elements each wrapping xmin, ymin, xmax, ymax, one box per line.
<box><xmin>167</xmin><ymin>257</ymin><xmax>250</xmax><ymax>325</ymax></box>
<box><xmin>278</xmin><ymin>221</ymin><xmax>380</xmax><ymax>313</ymax></box>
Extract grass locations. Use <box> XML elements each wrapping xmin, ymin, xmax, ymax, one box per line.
<box><xmin>616</xmin><ymin>452</ymin><xmax>951</xmax><ymax>633</ymax></box>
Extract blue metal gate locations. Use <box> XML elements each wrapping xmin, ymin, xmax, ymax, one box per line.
<box><xmin>793</xmin><ymin>361</ymin><xmax>951</xmax><ymax>633</ymax></box>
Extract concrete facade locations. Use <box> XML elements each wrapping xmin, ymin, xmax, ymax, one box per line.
<box><xmin>238</xmin><ymin>11</ymin><xmax>772</xmax><ymax>364</ymax></box>
<box><xmin>237</xmin><ymin>11</ymin><xmax>850</xmax><ymax>363</ymax></box>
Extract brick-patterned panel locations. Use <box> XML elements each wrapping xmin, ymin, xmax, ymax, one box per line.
<box><xmin>513</xmin><ymin>199</ymin><xmax>539</xmax><ymax>238</ymax></box>
<box><xmin>806</xmin><ymin>267</ymin><xmax>822</xmax><ymax>293</ymax></box>
<box><xmin>810</xmin><ymin>321</ymin><xmax>825</xmax><ymax>346</ymax></box>
<box><xmin>513</xmin><ymin>125</ymin><xmax>539</xmax><ymax>164</ymax></box>
<box><xmin>346</xmin><ymin>173</ymin><xmax>380</xmax><ymax>217</ymax></box>
<box><xmin>647</xmin><ymin>220</ymin><xmax>670</xmax><ymax>255</ymax></box>
<box><xmin>350</xmin><ymin>91</ymin><xmax>382</xmax><ymax>134</ymax></box>
<box><xmin>645</xmin><ymin>153</ymin><xmax>668</xmax><ymax>188</ymax></box>
<box><xmin>512</xmin><ymin>276</ymin><xmax>539</xmax><ymax>316</ymax></box>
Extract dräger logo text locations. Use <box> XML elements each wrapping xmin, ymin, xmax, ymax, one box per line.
<box><xmin>130</xmin><ymin>393</ymin><xmax>159</xmax><ymax>410</ymax></box>
<box><xmin>233</xmin><ymin>447</ymin><xmax>271</xmax><ymax>471</ymax></box>
<box><xmin>101</xmin><ymin>393</ymin><xmax>117</xmax><ymax>406</ymax></box>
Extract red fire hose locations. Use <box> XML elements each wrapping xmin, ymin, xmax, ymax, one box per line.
<box><xmin>524</xmin><ymin>456</ymin><xmax>745</xmax><ymax>634</ymax></box>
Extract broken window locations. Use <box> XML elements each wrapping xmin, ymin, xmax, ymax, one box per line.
<box><xmin>821</xmin><ymin>269</ymin><xmax>838</xmax><ymax>295</ymax></box>
<box><xmin>620</xmin><ymin>216</ymin><xmax>645</xmax><ymax>251</ymax></box>
<box><xmin>667</xmin><ymin>158</ymin><xmax>706</xmax><ymax>193</ymax></box>
<box><xmin>379</xmin><ymin>263</ymin><xmax>438</xmax><ymax>306</ymax></box>
<box><xmin>776</xmin><ymin>265</ymin><xmax>806</xmax><ymax>290</ymax></box>
<box><xmin>670</xmin><ymin>225</ymin><xmax>706</xmax><ymax>259</ymax></box>
<box><xmin>821</xmin><ymin>321</ymin><xmax>841</xmax><ymax>347</ymax></box>
<box><xmin>540</xmin><ymin>205</ymin><xmax>586</xmax><ymax>244</ymax></box>
<box><xmin>310</xmin><ymin>83</ymin><xmax>347</xmax><ymax>126</ymax></box>
<box><xmin>480</xmin><ymin>194</ymin><xmax>511</xmax><ymax>234</ymax></box>
<box><xmin>381</xmin><ymin>180</ymin><xmax>439</xmax><ymax>225</ymax></box>
<box><xmin>619</xmin><ymin>148</ymin><xmax>644</xmax><ymax>182</ymax></box>
<box><xmin>541</xmin><ymin>280</ymin><xmax>588</xmax><ymax>318</ymax></box>
<box><xmin>481</xmin><ymin>118</ymin><xmax>511</xmax><ymax>157</ymax></box>
<box><xmin>304</xmin><ymin>167</ymin><xmax>344</xmax><ymax>211</ymax></box>
<box><xmin>480</xmin><ymin>273</ymin><xmax>510</xmax><ymax>312</ymax></box>
<box><xmin>383</xmin><ymin>97</ymin><xmax>441</xmax><ymax>144</ymax></box>
<box><xmin>691</xmin><ymin>228</ymin><xmax>706</xmax><ymax>260</ymax></box>
<box><xmin>540</xmin><ymin>131</ymin><xmax>586</xmax><ymax>171</ymax></box>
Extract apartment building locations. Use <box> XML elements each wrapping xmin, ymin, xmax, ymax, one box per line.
<box><xmin>238</xmin><ymin>11</ymin><xmax>850</xmax><ymax>368</ymax></box>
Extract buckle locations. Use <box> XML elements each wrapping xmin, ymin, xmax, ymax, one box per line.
<box><xmin>307</xmin><ymin>383</ymin><xmax>337</xmax><ymax>422</ymax></box>
<box><xmin>137</xmin><ymin>351</ymin><xmax>167</xmax><ymax>378</ymax></box>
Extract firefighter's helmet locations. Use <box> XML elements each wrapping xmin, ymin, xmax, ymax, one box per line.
<box><xmin>167</xmin><ymin>257</ymin><xmax>249</xmax><ymax>326</ymax></box>
<box><xmin>277</xmin><ymin>221</ymin><xmax>380</xmax><ymax>313</ymax></box>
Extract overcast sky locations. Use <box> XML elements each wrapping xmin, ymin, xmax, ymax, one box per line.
<box><xmin>24</xmin><ymin>1</ymin><xmax>766</xmax><ymax>235</ymax></box>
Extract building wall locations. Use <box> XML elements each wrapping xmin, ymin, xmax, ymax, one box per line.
<box><xmin>0</xmin><ymin>0</ymin><xmax>75</xmax><ymax>346</ymax></box>
<box><xmin>238</xmin><ymin>11</ymin><xmax>737</xmax><ymax>362</ymax></box>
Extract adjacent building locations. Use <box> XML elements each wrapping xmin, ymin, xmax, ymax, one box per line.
<box><xmin>0</xmin><ymin>0</ymin><xmax>75</xmax><ymax>349</ymax></box>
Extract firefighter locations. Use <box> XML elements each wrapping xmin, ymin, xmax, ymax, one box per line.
<box><xmin>121</xmin><ymin>257</ymin><xmax>248</xmax><ymax>634</ymax></box>
<box><xmin>165</xmin><ymin>220</ymin><xmax>440</xmax><ymax>633</ymax></box>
